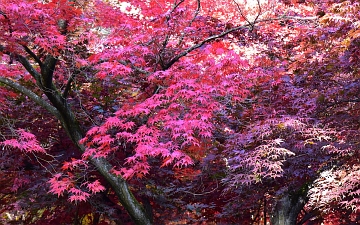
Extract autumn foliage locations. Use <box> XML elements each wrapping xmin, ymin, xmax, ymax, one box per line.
<box><xmin>0</xmin><ymin>0</ymin><xmax>359</xmax><ymax>224</ymax></box>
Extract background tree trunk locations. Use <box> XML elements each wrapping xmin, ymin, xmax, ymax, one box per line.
<box><xmin>271</xmin><ymin>189</ymin><xmax>307</xmax><ymax>225</ymax></box>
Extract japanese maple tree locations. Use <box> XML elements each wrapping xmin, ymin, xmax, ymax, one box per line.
<box><xmin>0</xmin><ymin>0</ymin><xmax>359</xmax><ymax>224</ymax></box>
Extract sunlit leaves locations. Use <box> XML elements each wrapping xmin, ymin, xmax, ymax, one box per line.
<box><xmin>1</xmin><ymin>129</ymin><xmax>45</xmax><ymax>153</ymax></box>
<box><xmin>84</xmin><ymin>180</ymin><xmax>106</xmax><ymax>194</ymax></box>
<box><xmin>48</xmin><ymin>173</ymin><xmax>73</xmax><ymax>197</ymax></box>
<box><xmin>48</xmin><ymin>172</ymin><xmax>105</xmax><ymax>202</ymax></box>
<box><xmin>0</xmin><ymin>0</ymin><xmax>359</xmax><ymax>223</ymax></box>
<box><xmin>309</xmin><ymin>166</ymin><xmax>360</xmax><ymax>213</ymax></box>
<box><xmin>68</xmin><ymin>188</ymin><xmax>91</xmax><ymax>203</ymax></box>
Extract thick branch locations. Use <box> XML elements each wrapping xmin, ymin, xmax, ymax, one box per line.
<box><xmin>0</xmin><ymin>77</ymin><xmax>61</xmax><ymax>120</ymax></box>
<box><xmin>62</xmin><ymin>74</ymin><xmax>75</xmax><ymax>98</ymax></box>
<box><xmin>16</xmin><ymin>54</ymin><xmax>42</xmax><ymax>82</ymax></box>
<box><xmin>41</xmin><ymin>55</ymin><xmax>58</xmax><ymax>89</ymax></box>
<box><xmin>0</xmin><ymin>45</ymin><xmax>42</xmax><ymax>82</ymax></box>
<box><xmin>35</xmin><ymin>56</ymin><xmax>151</xmax><ymax>225</ymax></box>
<box><xmin>171</xmin><ymin>0</ymin><xmax>186</xmax><ymax>13</ymax></box>
<box><xmin>163</xmin><ymin>23</ymin><xmax>250</xmax><ymax>69</ymax></box>
<box><xmin>164</xmin><ymin>15</ymin><xmax>317</xmax><ymax>70</ymax></box>
<box><xmin>91</xmin><ymin>157</ymin><xmax>152</xmax><ymax>225</ymax></box>
<box><xmin>22</xmin><ymin>45</ymin><xmax>43</xmax><ymax>66</ymax></box>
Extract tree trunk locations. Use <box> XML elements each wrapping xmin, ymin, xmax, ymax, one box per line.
<box><xmin>0</xmin><ymin>54</ymin><xmax>152</xmax><ymax>225</ymax></box>
<box><xmin>271</xmin><ymin>189</ymin><xmax>308</xmax><ymax>225</ymax></box>
<box><xmin>40</xmin><ymin>65</ymin><xmax>153</xmax><ymax>224</ymax></box>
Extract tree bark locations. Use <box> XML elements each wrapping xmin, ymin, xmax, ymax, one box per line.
<box><xmin>270</xmin><ymin>188</ymin><xmax>308</xmax><ymax>225</ymax></box>
<box><xmin>39</xmin><ymin>59</ymin><xmax>152</xmax><ymax>225</ymax></box>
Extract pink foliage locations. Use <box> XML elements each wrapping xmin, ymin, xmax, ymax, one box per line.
<box><xmin>0</xmin><ymin>0</ymin><xmax>359</xmax><ymax>223</ymax></box>
<box><xmin>1</xmin><ymin>129</ymin><xmax>45</xmax><ymax>153</ymax></box>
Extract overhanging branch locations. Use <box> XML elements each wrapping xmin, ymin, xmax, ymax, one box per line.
<box><xmin>0</xmin><ymin>45</ymin><xmax>42</xmax><ymax>83</ymax></box>
<box><xmin>16</xmin><ymin>54</ymin><xmax>42</xmax><ymax>82</ymax></box>
<box><xmin>22</xmin><ymin>45</ymin><xmax>43</xmax><ymax>66</ymax></box>
<box><xmin>62</xmin><ymin>73</ymin><xmax>75</xmax><ymax>98</ymax></box>
<box><xmin>0</xmin><ymin>77</ymin><xmax>61</xmax><ymax>120</ymax></box>
<box><xmin>164</xmin><ymin>15</ymin><xmax>317</xmax><ymax>70</ymax></box>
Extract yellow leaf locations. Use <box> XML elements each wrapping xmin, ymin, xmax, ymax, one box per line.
<box><xmin>341</xmin><ymin>37</ymin><xmax>351</xmax><ymax>47</ymax></box>
<box><xmin>131</xmin><ymin>90</ymin><xmax>139</xmax><ymax>97</ymax></box>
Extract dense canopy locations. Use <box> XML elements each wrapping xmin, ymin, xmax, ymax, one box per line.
<box><xmin>0</xmin><ymin>0</ymin><xmax>359</xmax><ymax>224</ymax></box>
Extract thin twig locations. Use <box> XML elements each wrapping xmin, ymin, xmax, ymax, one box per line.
<box><xmin>178</xmin><ymin>0</ymin><xmax>201</xmax><ymax>46</ymax></box>
<box><xmin>181</xmin><ymin>180</ymin><xmax>219</xmax><ymax>196</ymax></box>
<box><xmin>232</xmin><ymin>0</ymin><xmax>253</xmax><ymax>28</ymax></box>
<box><xmin>253</xmin><ymin>0</ymin><xmax>262</xmax><ymax>24</ymax></box>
